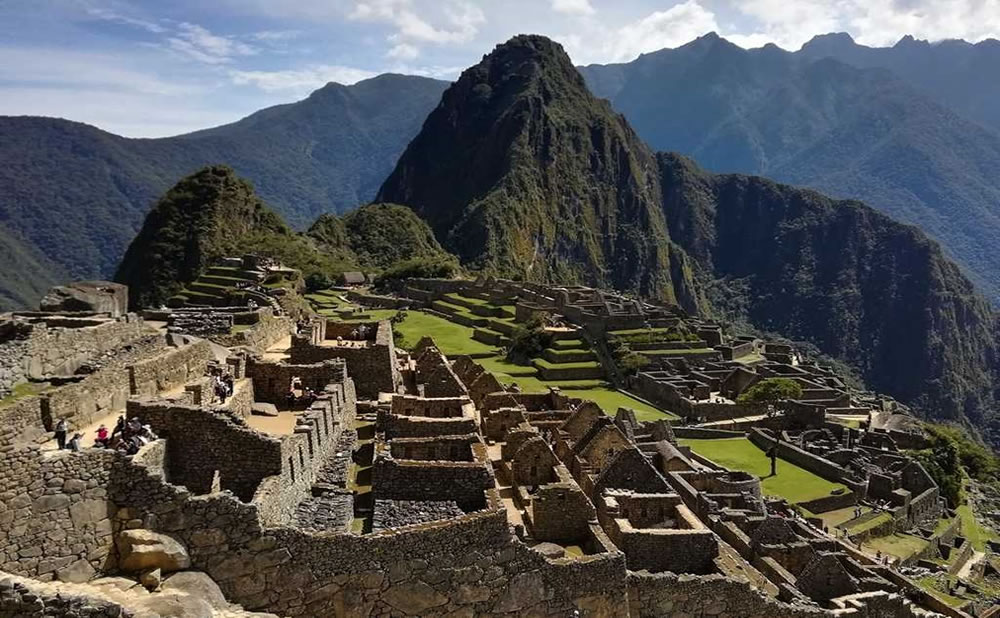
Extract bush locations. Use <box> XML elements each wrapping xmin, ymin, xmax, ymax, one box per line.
<box><xmin>375</xmin><ymin>256</ymin><xmax>459</xmax><ymax>285</ymax></box>
<box><xmin>619</xmin><ymin>351</ymin><xmax>649</xmax><ymax>376</ymax></box>
<box><xmin>305</xmin><ymin>272</ymin><xmax>332</xmax><ymax>292</ymax></box>
<box><xmin>507</xmin><ymin>313</ymin><xmax>553</xmax><ymax>364</ymax></box>
<box><xmin>737</xmin><ymin>378</ymin><xmax>803</xmax><ymax>405</ymax></box>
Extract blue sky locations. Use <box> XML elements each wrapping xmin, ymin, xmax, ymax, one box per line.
<box><xmin>1</xmin><ymin>0</ymin><xmax>997</xmax><ymax>137</ymax></box>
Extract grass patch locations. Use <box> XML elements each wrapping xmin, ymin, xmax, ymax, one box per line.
<box><xmin>678</xmin><ymin>437</ymin><xmax>845</xmax><ymax>503</ymax></box>
<box><xmin>230</xmin><ymin>324</ymin><xmax>252</xmax><ymax>334</ymax></box>
<box><xmin>394</xmin><ymin>310</ymin><xmax>498</xmax><ymax>357</ymax></box>
<box><xmin>533</xmin><ymin>358</ymin><xmax>601</xmax><ymax>370</ymax></box>
<box><xmin>957</xmin><ymin>501</ymin><xmax>999</xmax><ymax>551</ymax></box>
<box><xmin>564</xmin><ymin>388</ymin><xmax>677</xmax><ymax>422</ymax></box>
<box><xmin>0</xmin><ymin>382</ymin><xmax>50</xmax><ymax>408</ymax></box>
<box><xmin>849</xmin><ymin>512</ymin><xmax>891</xmax><ymax>533</ymax></box>
<box><xmin>477</xmin><ymin>356</ymin><xmax>539</xmax><ymax>377</ymax></box>
<box><xmin>551</xmin><ymin>338</ymin><xmax>585</xmax><ymax>350</ymax></box>
<box><xmin>444</xmin><ymin>292</ymin><xmax>489</xmax><ymax>306</ymax></box>
<box><xmin>862</xmin><ymin>533</ymin><xmax>928</xmax><ymax>560</ymax></box>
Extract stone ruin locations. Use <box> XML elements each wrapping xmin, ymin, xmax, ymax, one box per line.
<box><xmin>0</xmin><ymin>280</ymin><xmax>974</xmax><ymax>617</ymax></box>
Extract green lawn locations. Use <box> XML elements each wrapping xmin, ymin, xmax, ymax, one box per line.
<box><xmin>849</xmin><ymin>512</ymin><xmax>892</xmax><ymax>533</ymax></box>
<box><xmin>444</xmin><ymin>292</ymin><xmax>490</xmax><ymax>306</ymax></box>
<box><xmin>394</xmin><ymin>311</ymin><xmax>498</xmax><ymax>357</ymax></box>
<box><xmin>957</xmin><ymin>502</ymin><xmax>999</xmax><ymax>551</ymax></box>
<box><xmin>862</xmin><ymin>533</ymin><xmax>928</xmax><ymax>561</ymax></box>
<box><xmin>564</xmin><ymin>388</ymin><xmax>677</xmax><ymax>422</ymax></box>
<box><xmin>533</xmin><ymin>358</ymin><xmax>601</xmax><ymax>370</ymax></box>
<box><xmin>678</xmin><ymin>437</ymin><xmax>845</xmax><ymax>503</ymax></box>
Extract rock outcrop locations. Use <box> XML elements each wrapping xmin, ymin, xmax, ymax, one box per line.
<box><xmin>118</xmin><ymin>530</ymin><xmax>191</xmax><ymax>573</ymax></box>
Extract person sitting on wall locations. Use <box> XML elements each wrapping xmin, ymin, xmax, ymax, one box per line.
<box><xmin>53</xmin><ymin>418</ymin><xmax>68</xmax><ymax>450</ymax></box>
<box><xmin>127</xmin><ymin>417</ymin><xmax>142</xmax><ymax>436</ymax></box>
<box><xmin>95</xmin><ymin>424</ymin><xmax>109</xmax><ymax>447</ymax></box>
<box><xmin>68</xmin><ymin>433</ymin><xmax>83</xmax><ymax>452</ymax></box>
<box><xmin>286</xmin><ymin>389</ymin><xmax>297</xmax><ymax>407</ymax></box>
<box><xmin>110</xmin><ymin>415</ymin><xmax>125</xmax><ymax>440</ymax></box>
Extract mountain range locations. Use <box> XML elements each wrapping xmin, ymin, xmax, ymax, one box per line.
<box><xmin>579</xmin><ymin>32</ymin><xmax>1000</xmax><ymax>300</ymax></box>
<box><xmin>0</xmin><ymin>75</ymin><xmax>447</xmax><ymax>309</ymax></box>
<box><xmin>117</xmin><ymin>34</ymin><xmax>1000</xmax><ymax>447</ymax></box>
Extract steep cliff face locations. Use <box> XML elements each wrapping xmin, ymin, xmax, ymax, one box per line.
<box><xmin>659</xmin><ymin>152</ymin><xmax>1000</xmax><ymax>429</ymax></box>
<box><xmin>377</xmin><ymin>35</ymin><xmax>699</xmax><ymax>310</ymax></box>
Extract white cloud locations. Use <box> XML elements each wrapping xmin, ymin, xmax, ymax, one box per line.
<box><xmin>387</xmin><ymin>42</ymin><xmax>420</xmax><ymax>59</ymax></box>
<box><xmin>566</xmin><ymin>0</ymin><xmax>719</xmax><ymax>63</ymax></box>
<box><xmin>350</xmin><ymin>0</ymin><xmax>485</xmax><ymax>59</ymax></box>
<box><xmin>551</xmin><ymin>0</ymin><xmax>595</xmax><ymax>16</ymax></box>
<box><xmin>229</xmin><ymin>64</ymin><xmax>378</xmax><ymax>92</ymax></box>
<box><xmin>166</xmin><ymin>22</ymin><xmax>257</xmax><ymax>64</ymax></box>
<box><xmin>85</xmin><ymin>7</ymin><xmax>168</xmax><ymax>34</ymax></box>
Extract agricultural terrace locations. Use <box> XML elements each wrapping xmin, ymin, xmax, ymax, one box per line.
<box><xmin>305</xmin><ymin>289</ymin><xmax>677</xmax><ymax>422</ymax></box>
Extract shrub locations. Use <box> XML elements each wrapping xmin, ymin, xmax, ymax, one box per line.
<box><xmin>507</xmin><ymin>313</ymin><xmax>553</xmax><ymax>364</ymax></box>
<box><xmin>375</xmin><ymin>256</ymin><xmax>459</xmax><ymax>285</ymax></box>
<box><xmin>305</xmin><ymin>272</ymin><xmax>332</xmax><ymax>292</ymax></box>
<box><xmin>737</xmin><ymin>377</ymin><xmax>803</xmax><ymax>405</ymax></box>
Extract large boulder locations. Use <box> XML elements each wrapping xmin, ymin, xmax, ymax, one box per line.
<box><xmin>131</xmin><ymin>591</ymin><xmax>214</xmax><ymax>618</ymax></box>
<box><xmin>39</xmin><ymin>280</ymin><xmax>128</xmax><ymax>316</ymax></box>
<box><xmin>251</xmin><ymin>402</ymin><xmax>279</xmax><ymax>417</ymax></box>
<box><xmin>162</xmin><ymin>571</ymin><xmax>229</xmax><ymax>610</ymax></box>
<box><xmin>118</xmin><ymin>530</ymin><xmax>191</xmax><ymax>573</ymax></box>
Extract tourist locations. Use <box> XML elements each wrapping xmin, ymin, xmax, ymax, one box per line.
<box><xmin>286</xmin><ymin>389</ymin><xmax>297</xmax><ymax>407</ymax></box>
<box><xmin>127</xmin><ymin>417</ymin><xmax>142</xmax><ymax>436</ymax></box>
<box><xmin>223</xmin><ymin>374</ymin><xmax>234</xmax><ymax>397</ymax></box>
<box><xmin>110</xmin><ymin>415</ymin><xmax>125</xmax><ymax>440</ymax></box>
<box><xmin>95</xmin><ymin>424</ymin><xmax>109</xmax><ymax>447</ymax></box>
<box><xmin>53</xmin><ymin>418</ymin><xmax>68</xmax><ymax>450</ymax></box>
<box><xmin>67</xmin><ymin>433</ymin><xmax>83</xmax><ymax>452</ymax></box>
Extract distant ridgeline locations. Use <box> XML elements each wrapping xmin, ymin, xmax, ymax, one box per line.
<box><xmin>376</xmin><ymin>35</ymin><xmax>1000</xmax><ymax>447</ymax></box>
<box><xmin>0</xmin><ymin>74</ymin><xmax>449</xmax><ymax>311</ymax></box>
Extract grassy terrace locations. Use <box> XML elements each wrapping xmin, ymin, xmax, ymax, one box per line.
<box><xmin>861</xmin><ymin>533</ymin><xmax>928</xmax><ymax>561</ymax></box>
<box><xmin>308</xmin><ymin>296</ymin><xmax>679</xmax><ymax>423</ymax></box>
<box><xmin>395</xmin><ymin>311</ymin><xmax>497</xmax><ymax>357</ymax></box>
<box><xmin>0</xmin><ymin>382</ymin><xmax>50</xmax><ymax>408</ymax></box>
<box><xmin>957</xmin><ymin>501</ymin><xmax>999</xmax><ymax>551</ymax></box>
<box><xmin>533</xmin><ymin>358</ymin><xmax>601</xmax><ymax>370</ymax></box>
<box><xmin>678</xmin><ymin>437</ymin><xmax>845</xmax><ymax>504</ymax></box>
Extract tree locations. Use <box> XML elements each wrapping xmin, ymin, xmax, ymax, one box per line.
<box><xmin>507</xmin><ymin>313</ymin><xmax>553</xmax><ymax>364</ymax></box>
<box><xmin>737</xmin><ymin>378</ymin><xmax>803</xmax><ymax>477</ymax></box>
<box><xmin>305</xmin><ymin>272</ymin><xmax>332</xmax><ymax>292</ymax></box>
<box><xmin>737</xmin><ymin>378</ymin><xmax>803</xmax><ymax>405</ymax></box>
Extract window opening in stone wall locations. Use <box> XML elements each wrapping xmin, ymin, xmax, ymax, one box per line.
<box><xmin>288</xmin><ymin>456</ymin><xmax>295</xmax><ymax>482</ymax></box>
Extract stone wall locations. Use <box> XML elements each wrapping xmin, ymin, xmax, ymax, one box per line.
<box><xmin>288</xmin><ymin>321</ymin><xmax>399</xmax><ymax>399</ymax></box>
<box><xmin>372</xmin><ymin>456</ymin><xmax>494</xmax><ymax>509</ymax></box>
<box><xmin>0</xmin><ymin>445</ymin><xmax>118</xmax><ymax>583</ymax></box>
<box><xmin>22</xmin><ymin>315</ymin><xmax>146</xmax><ymax>379</ymax></box>
<box><xmin>798</xmin><ymin>491</ymin><xmax>857</xmax><ymax>514</ymax></box>
<box><xmin>749</xmin><ymin>428</ymin><xmax>861</xmax><ymax>492</ymax></box>
<box><xmin>110</xmin><ymin>450</ymin><xmax>630</xmax><ymax>616</ymax></box>
<box><xmin>211</xmin><ymin>312</ymin><xmax>292</xmax><ymax>353</ymax></box>
<box><xmin>627</xmin><ymin>571</ymin><xmax>826</xmax><ymax>617</ymax></box>
<box><xmin>129</xmin><ymin>340</ymin><xmax>213</xmax><ymax>397</ymax></box>
<box><xmin>0</xmin><ymin>572</ymin><xmax>132</xmax><ymax>617</ymax></box>
<box><xmin>246</xmin><ymin>358</ymin><xmax>348</xmax><ymax>404</ymax></box>
<box><xmin>127</xmin><ymin>400</ymin><xmax>283</xmax><ymax>501</ymax></box>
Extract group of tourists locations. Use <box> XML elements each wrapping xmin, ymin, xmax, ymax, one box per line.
<box><xmin>213</xmin><ymin>371</ymin><xmax>235</xmax><ymax>403</ymax></box>
<box><xmin>52</xmin><ymin>415</ymin><xmax>157</xmax><ymax>456</ymax></box>
<box><xmin>285</xmin><ymin>378</ymin><xmax>317</xmax><ymax>408</ymax></box>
